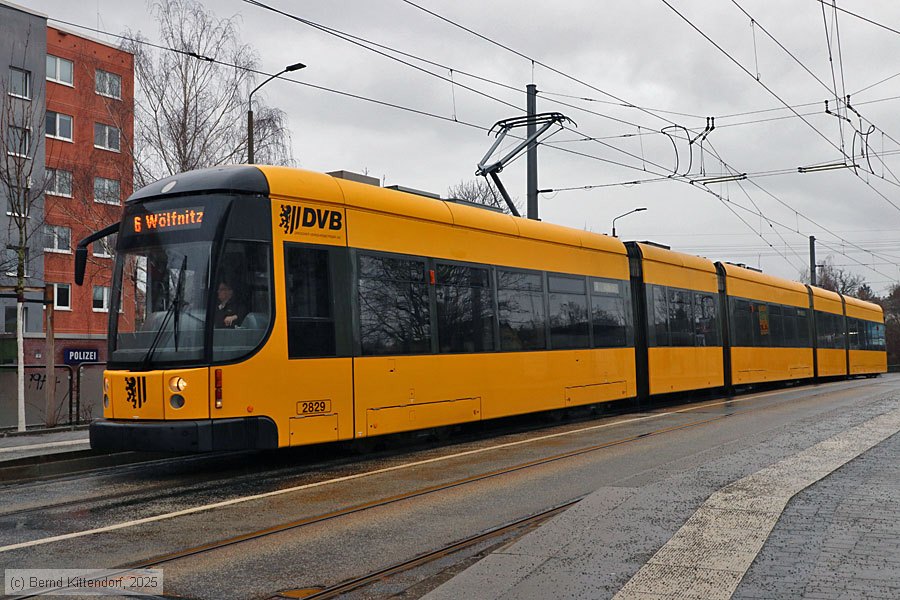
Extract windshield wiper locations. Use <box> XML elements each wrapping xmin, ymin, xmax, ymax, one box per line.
<box><xmin>140</xmin><ymin>255</ymin><xmax>188</xmax><ymax>368</ymax></box>
<box><xmin>172</xmin><ymin>256</ymin><xmax>187</xmax><ymax>351</ymax></box>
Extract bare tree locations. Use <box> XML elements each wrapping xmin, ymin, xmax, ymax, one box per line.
<box><xmin>123</xmin><ymin>0</ymin><xmax>293</xmax><ymax>189</ymax></box>
<box><xmin>800</xmin><ymin>257</ymin><xmax>867</xmax><ymax>296</ymax></box>
<box><xmin>856</xmin><ymin>283</ymin><xmax>878</xmax><ymax>302</ymax></box>
<box><xmin>0</xmin><ymin>45</ymin><xmax>49</xmax><ymax>431</ymax></box>
<box><xmin>447</xmin><ymin>178</ymin><xmax>522</xmax><ymax>215</ymax></box>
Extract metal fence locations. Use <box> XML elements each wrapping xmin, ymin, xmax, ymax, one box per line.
<box><xmin>0</xmin><ymin>362</ymin><xmax>107</xmax><ymax>430</ymax></box>
<box><xmin>76</xmin><ymin>362</ymin><xmax>106</xmax><ymax>425</ymax></box>
<box><xmin>0</xmin><ymin>365</ymin><xmax>74</xmax><ymax>429</ymax></box>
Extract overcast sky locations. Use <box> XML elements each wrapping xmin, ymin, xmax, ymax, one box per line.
<box><xmin>23</xmin><ymin>0</ymin><xmax>900</xmax><ymax>293</ymax></box>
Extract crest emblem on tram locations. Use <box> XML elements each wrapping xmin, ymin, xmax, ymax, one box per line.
<box><xmin>125</xmin><ymin>376</ymin><xmax>148</xmax><ymax>409</ymax></box>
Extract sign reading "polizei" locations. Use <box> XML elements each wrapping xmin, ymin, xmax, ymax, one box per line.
<box><xmin>63</xmin><ymin>349</ymin><xmax>99</xmax><ymax>365</ymax></box>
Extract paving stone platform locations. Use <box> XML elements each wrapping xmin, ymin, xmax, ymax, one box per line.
<box><xmin>425</xmin><ymin>388</ymin><xmax>900</xmax><ymax>600</ymax></box>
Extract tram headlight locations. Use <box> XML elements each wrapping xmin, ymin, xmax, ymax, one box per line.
<box><xmin>103</xmin><ymin>394</ymin><xmax>109</xmax><ymax>409</ymax></box>
<box><xmin>103</xmin><ymin>378</ymin><xmax>109</xmax><ymax>393</ymax></box>
<box><xmin>169</xmin><ymin>394</ymin><xmax>185</xmax><ymax>409</ymax></box>
<box><xmin>168</xmin><ymin>376</ymin><xmax>188</xmax><ymax>393</ymax></box>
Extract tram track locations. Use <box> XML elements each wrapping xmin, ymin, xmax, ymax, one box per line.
<box><xmin>0</xmin><ymin>378</ymin><xmax>882</xmax><ymax>552</ymax></box>
<box><xmin>4</xmin><ymin>378</ymin><xmax>894</xmax><ymax>600</ymax></box>
<box><xmin>124</xmin><ymin>413</ymin><xmax>732</xmax><ymax>571</ymax></box>
<box><xmin>116</xmin><ymin>381</ymin><xmax>888</xmax><ymax>578</ymax></box>
<box><xmin>272</xmin><ymin>498</ymin><xmax>583</xmax><ymax>600</ymax></box>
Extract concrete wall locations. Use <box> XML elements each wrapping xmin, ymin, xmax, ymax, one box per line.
<box><xmin>0</xmin><ymin>3</ymin><xmax>47</xmax><ymax>333</ymax></box>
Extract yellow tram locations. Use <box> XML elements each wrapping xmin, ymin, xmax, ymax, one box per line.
<box><xmin>74</xmin><ymin>166</ymin><xmax>886</xmax><ymax>452</ymax></box>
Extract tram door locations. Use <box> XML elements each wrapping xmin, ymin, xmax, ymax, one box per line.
<box><xmin>283</xmin><ymin>244</ymin><xmax>354</xmax><ymax>445</ymax></box>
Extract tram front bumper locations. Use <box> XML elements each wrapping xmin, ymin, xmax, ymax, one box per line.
<box><xmin>90</xmin><ymin>417</ymin><xmax>279</xmax><ymax>452</ymax></box>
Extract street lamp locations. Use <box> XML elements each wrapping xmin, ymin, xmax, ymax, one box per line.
<box><xmin>611</xmin><ymin>207</ymin><xmax>647</xmax><ymax>238</ymax></box>
<box><xmin>248</xmin><ymin>61</ymin><xmax>305</xmax><ymax>164</ymax></box>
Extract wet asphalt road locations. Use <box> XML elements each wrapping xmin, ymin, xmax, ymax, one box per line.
<box><xmin>1</xmin><ymin>376</ymin><xmax>897</xmax><ymax>600</ymax></box>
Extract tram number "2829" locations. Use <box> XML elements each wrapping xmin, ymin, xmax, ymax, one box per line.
<box><xmin>298</xmin><ymin>400</ymin><xmax>331</xmax><ymax>415</ymax></box>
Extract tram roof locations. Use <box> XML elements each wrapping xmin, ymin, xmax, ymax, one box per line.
<box><xmin>635</xmin><ymin>242</ymin><xmax>717</xmax><ymax>273</ymax></box>
<box><xmin>844</xmin><ymin>294</ymin><xmax>883</xmax><ymax>317</ymax></box>
<box><xmin>719</xmin><ymin>262</ymin><xmax>808</xmax><ymax>295</ymax></box>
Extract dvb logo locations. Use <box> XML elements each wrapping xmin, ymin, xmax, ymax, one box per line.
<box><xmin>279</xmin><ymin>204</ymin><xmax>343</xmax><ymax>234</ymax></box>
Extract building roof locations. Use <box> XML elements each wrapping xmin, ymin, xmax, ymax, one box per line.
<box><xmin>48</xmin><ymin>23</ymin><xmax>134</xmax><ymax>54</ymax></box>
<box><xmin>0</xmin><ymin>0</ymin><xmax>47</xmax><ymax>19</ymax></box>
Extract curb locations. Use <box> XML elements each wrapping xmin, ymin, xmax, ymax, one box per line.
<box><xmin>0</xmin><ymin>424</ymin><xmax>91</xmax><ymax>438</ymax></box>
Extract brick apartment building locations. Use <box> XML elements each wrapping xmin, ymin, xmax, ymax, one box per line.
<box><xmin>1</xmin><ymin>1</ymin><xmax>134</xmax><ymax>366</ymax></box>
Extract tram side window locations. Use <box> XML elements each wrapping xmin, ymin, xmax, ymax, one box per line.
<box><xmin>752</xmin><ymin>302</ymin><xmax>771</xmax><ymax>346</ymax></box>
<box><xmin>358</xmin><ymin>253</ymin><xmax>431</xmax><ymax>355</ymax></box>
<box><xmin>213</xmin><ymin>241</ymin><xmax>272</xmax><ymax>362</ymax></box>
<box><xmin>815</xmin><ymin>311</ymin><xmax>829</xmax><ymax>348</ymax></box>
<box><xmin>816</xmin><ymin>311</ymin><xmax>844</xmax><ymax>349</ymax></box>
<box><xmin>667</xmin><ymin>288</ymin><xmax>694</xmax><ymax>347</ymax></box>
<box><xmin>693</xmin><ymin>291</ymin><xmax>719</xmax><ymax>346</ymax></box>
<box><xmin>781</xmin><ymin>306</ymin><xmax>798</xmax><ymax>347</ymax></box>
<box><xmin>768</xmin><ymin>304</ymin><xmax>784</xmax><ymax>347</ymax></box>
<box><xmin>591</xmin><ymin>278</ymin><xmax>628</xmax><ymax>348</ymax></box>
<box><xmin>731</xmin><ymin>298</ymin><xmax>753</xmax><ymax>347</ymax></box>
<box><xmin>848</xmin><ymin>318</ymin><xmax>860</xmax><ymax>350</ymax></box>
<box><xmin>498</xmin><ymin>269</ymin><xmax>546</xmax><ymax>351</ymax></box>
<box><xmin>284</xmin><ymin>246</ymin><xmax>335</xmax><ymax>358</ymax></box>
<box><xmin>835</xmin><ymin>314</ymin><xmax>846</xmax><ymax>349</ymax></box>
<box><xmin>795</xmin><ymin>308</ymin><xmax>811</xmax><ymax>347</ymax></box>
<box><xmin>436</xmin><ymin>263</ymin><xmax>494</xmax><ymax>353</ymax></box>
<box><xmin>869</xmin><ymin>321</ymin><xmax>886</xmax><ymax>351</ymax></box>
<box><xmin>851</xmin><ymin>318</ymin><xmax>886</xmax><ymax>351</ymax></box>
<box><xmin>648</xmin><ymin>285</ymin><xmax>669</xmax><ymax>347</ymax></box>
<box><xmin>857</xmin><ymin>319</ymin><xmax>869</xmax><ymax>350</ymax></box>
<box><xmin>548</xmin><ymin>275</ymin><xmax>589</xmax><ymax>349</ymax></box>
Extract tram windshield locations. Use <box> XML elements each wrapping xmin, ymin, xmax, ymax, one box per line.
<box><xmin>111</xmin><ymin>242</ymin><xmax>212</xmax><ymax>365</ymax></box>
<box><xmin>108</xmin><ymin>194</ymin><xmax>273</xmax><ymax>368</ymax></box>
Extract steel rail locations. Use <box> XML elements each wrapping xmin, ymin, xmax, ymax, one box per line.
<box><xmin>282</xmin><ymin>497</ymin><xmax>584</xmax><ymax>599</ymax></box>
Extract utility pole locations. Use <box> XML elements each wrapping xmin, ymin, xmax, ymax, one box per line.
<box><xmin>44</xmin><ymin>285</ymin><xmax>55</xmax><ymax>426</ymax></box>
<box><xmin>526</xmin><ymin>84</ymin><xmax>538</xmax><ymax>220</ymax></box>
<box><xmin>809</xmin><ymin>235</ymin><xmax>816</xmax><ymax>286</ymax></box>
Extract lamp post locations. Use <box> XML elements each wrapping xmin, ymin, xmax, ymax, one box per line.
<box><xmin>248</xmin><ymin>62</ymin><xmax>305</xmax><ymax>164</ymax></box>
<box><xmin>611</xmin><ymin>207</ymin><xmax>647</xmax><ymax>238</ymax></box>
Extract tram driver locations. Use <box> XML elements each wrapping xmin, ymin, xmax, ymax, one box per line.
<box><xmin>214</xmin><ymin>280</ymin><xmax>247</xmax><ymax>328</ymax></box>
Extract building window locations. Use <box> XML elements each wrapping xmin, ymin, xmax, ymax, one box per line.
<box><xmin>94</xmin><ymin>123</ymin><xmax>120</xmax><ymax>151</ymax></box>
<box><xmin>52</xmin><ymin>283</ymin><xmax>71</xmax><ymax>310</ymax></box>
<box><xmin>6</xmin><ymin>125</ymin><xmax>30</xmax><ymax>157</ymax></box>
<box><xmin>4</xmin><ymin>306</ymin><xmax>30</xmax><ymax>333</ymax></box>
<box><xmin>92</xmin><ymin>286</ymin><xmax>111</xmax><ymax>311</ymax></box>
<box><xmin>4</xmin><ymin>247</ymin><xmax>28</xmax><ymax>277</ymax></box>
<box><xmin>94</xmin><ymin>177</ymin><xmax>120</xmax><ymax>204</ymax></box>
<box><xmin>46</xmin><ymin>55</ymin><xmax>74</xmax><ymax>86</ymax></box>
<box><xmin>8</xmin><ymin>67</ymin><xmax>30</xmax><ymax>99</ymax></box>
<box><xmin>93</xmin><ymin>233</ymin><xmax>116</xmax><ymax>258</ymax></box>
<box><xmin>47</xmin><ymin>168</ymin><xmax>73</xmax><ymax>197</ymax></box>
<box><xmin>46</xmin><ymin>111</ymin><xmax>74</xmax><ymax>141</ymax></box>
<box><xmin>95</xmin><ymin>69</ymin><xmax>122</xmax><ymax>99</ymax></box>
<box><xmin>43</xmin><ymin>224</ymin><xmax>71</xmax><ymax>252</ymax></box>
<box><xmin>6</xmin><ymin>188</ymin><xmax>29</xmax><ymax>218</ymax></box>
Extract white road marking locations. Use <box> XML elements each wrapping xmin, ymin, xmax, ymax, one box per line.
<box><xmin>613</xmin><ymin>403</ymin><xmax>900</xmax><ymax>600</ymax></box>
<box><xmin>0</xmin><ymin>439</ymin><xmax>89</xmax><ymax>454</ymax></box>
<box><xmin>0</xmin><ymin>378</ymin><xmax>863</xmax><ymax>553</ymax></box>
